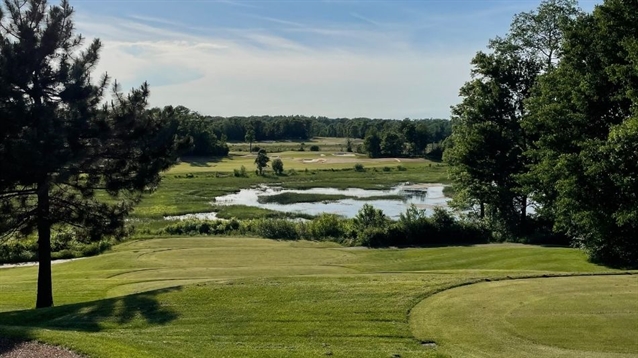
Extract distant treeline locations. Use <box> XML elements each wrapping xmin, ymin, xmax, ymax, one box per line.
<box><xmin>167</xmin><ymin>105</ymin><xmax>451</xmax><ymax>157</ymax></box>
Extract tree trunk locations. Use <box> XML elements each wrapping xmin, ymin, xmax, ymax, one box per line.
<box><xmin>520</xmin><ymin>196</ymin><xmax>527</xmax><ymax>231</ymax></box>
<box><xmin>480</xmin><ymin>202</ymin><xmax>485</xmax><ymax>219</ymax></box>
<box><xmin>36</xmin><ymin>180</ymin><xmax>53</xmax><ymax>309</ymax></box>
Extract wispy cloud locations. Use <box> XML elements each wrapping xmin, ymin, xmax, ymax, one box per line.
<box><xmin>247</xmin><ymin>14</ymin><xmax>306</xmax><ymax>28</ymax></box>
<box><xmin>77</xmin><ymin>8</ymin><xmax>481</xmax><ymax>118</ymax></box>
<box><xmin>350</xmin><ymin>12</ymin><xmax>383</xmax><ymax>27</ymax></box>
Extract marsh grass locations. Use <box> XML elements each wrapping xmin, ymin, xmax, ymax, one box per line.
<box><xmin>131</xmin><ymin>163</ymin><xmax>448</xmax><ymax>219</ymax></box>
<box><xmin>256</xmin><ymin>192</ymin><xmax>350</xmax><ymax>204</ymax></box>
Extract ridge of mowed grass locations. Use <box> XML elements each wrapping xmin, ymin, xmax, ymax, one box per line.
<box><xmin>131</xmin><ymin>157</ymin><xmax>448</xmax><ymax>219</ymax></box>
<box><xmin>0</xmin><ymin>238</ymin><xmax>630</xmax><ymax>358</ymax></box>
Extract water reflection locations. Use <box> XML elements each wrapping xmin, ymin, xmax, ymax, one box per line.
<box><xmin>212</xmin><ymin>184</ymin><xmax>450</xmax><ymax>219</ymax></box>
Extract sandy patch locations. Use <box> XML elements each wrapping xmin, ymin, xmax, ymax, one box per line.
<box><xmin>0</xmin><ymin>338</ymin><xmax>84</xmax><ymax>358</ymax></box>
<box><xmin>0</xmin><ymin>258</ymin><xmax>84</xmax><ymax>269</ymax></box>
<box><xmin>333</xmin><ymin>153</ymin><xmax>356</xmax><ymax>157</ymax></box>
<box><xmin>403</xmin><ymin>183</ymin><xmax>447</xmax><ymax>190</ymax></box>
<box><xmin>302</xmin><ymin>159</ymin><xmax>327</xmax><ymax>163</ymax></box>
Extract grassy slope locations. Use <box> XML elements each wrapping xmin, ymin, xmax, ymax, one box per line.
<box><xmin>411</xmin><ymin>275</ymin><xmax>638</xmax><ymax>358</ymax></box>
<box><xmin>0</xmin><ymin>239</ymin><xmax>627</xmax><ymax>358</ymax></box>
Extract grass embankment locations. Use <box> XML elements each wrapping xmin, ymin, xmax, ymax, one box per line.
<box><xmin>1</xmin><ymin>239</ymin><xmax>633</xmax><ymax>358</ymax></box>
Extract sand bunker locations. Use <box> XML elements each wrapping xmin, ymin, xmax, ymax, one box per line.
<box><xmin>333</xmin><ymin>152</ymin><xmax>356</xmax><ymax>157</ymax></box>
<box><xmin>302</xmin><ymin>159</ymin><xmax>327</xmax><ymax>163</ymax></box>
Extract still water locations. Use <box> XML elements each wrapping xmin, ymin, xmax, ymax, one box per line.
<box><xmin>212</xmin><ymin>184</ymin><xmax>450</xmax><ymax>219</ymax></box>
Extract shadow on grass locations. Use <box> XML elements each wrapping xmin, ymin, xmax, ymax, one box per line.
<box><xmin>181</xmin><ymin>156</ymin><xmax>229</xmax><ymax>167</ymax></box>
<box><xmin>0</xmin><ymin>338</ymin><xmax>21</xmax><ymax>356</ymax></box>
<box><xmin>0</xmin><ymin>286</ymin><xmax>181</xmax><ymax>335</ymax></box>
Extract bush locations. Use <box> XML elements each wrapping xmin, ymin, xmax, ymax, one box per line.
<box><xmin>397</xmin><ymin>165</ymin><xmax>407</xmax><ymax>171</ymax></box>
<box><xmin>233</xmin><ymin>165</ymin><xmax>248</xmax><ymax>177</ymax></box>
<box><xmin>272</xmin><ymin>158</ymin><xmax>284</xmax><ymax>175</ymax></box>
<box><xmin>382</xmin><ymin>166</ymin><xmax>392</xmax><ymax>172</ymax></box>
<box><xmin>309</xmin><ymin>145</ymin><xmax>320</xmax><ymax>151</ymax></box>
<box><xmin>162</xmin><ymin>219</ymin><xmax>241</xmax><ymax>236</ymax></box>
<box><xmin>357</xmin><ymin>227</ymin><xmax>389</xmax><ymax>247</ymax></box>
<box><xmin>354</xmin><ymin>163</ymin><xmax>365</xmax><ymax>172</ymax></box>
<box><xmin>353</xmin><ymin>204</ymin><xmax>387</xmax><ymax>231</ymax></box>
<box><xmin>307</xmin><ymin>214</ymin><xmax>345</xmax><ymax>240</ymax></box>
<box><xmin>251</xmin><ymin>146</ymin><xmax>261</xmax><ymax>153</ymax></box>
<box><xmin>249</xmin><ymin>219</ymin><xmax>299</xmax><ymax>240</ymax></box>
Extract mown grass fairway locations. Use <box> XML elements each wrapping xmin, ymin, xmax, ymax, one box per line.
<box><xmin>1</xmin><ymin>239</ymin><xmax>634</xmax><ymax>357</ymax></box>
<box><xmin>411</xmin><ymin>275</ymin><xmax>638</xmax><ymax>358</ymax></box>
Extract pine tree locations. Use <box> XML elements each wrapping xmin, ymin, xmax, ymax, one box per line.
<box><xmin>0</xmin><ymin>0</ymin><xmax>189</xmax><ymax>308</ymax></box>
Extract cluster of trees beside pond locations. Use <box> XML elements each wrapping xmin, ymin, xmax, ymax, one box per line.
<box><xmin>446</xmin><ymin>0</ymin><xmax>638</xmax><ymax>268</ymax></box>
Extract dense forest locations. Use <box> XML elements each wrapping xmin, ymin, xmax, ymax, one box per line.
<box><xmin>445</xmin><ymin>0</ymin><xmax>638</xmax><ymax>268</ymax></box>
<box><xmin>169</xmin><ymin>105</ymin><xmax>451</xmax><ymax>158</ymax></box>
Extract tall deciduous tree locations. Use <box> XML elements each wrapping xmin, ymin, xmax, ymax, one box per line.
<box><xmin>523</xmin><ymin>0</ymin><xmax>638</xmax><ymax>267</ymax></box>
<box><xmin>245</xmin><ymin>125</ymin><xmax>255</xmax><ymax>153</ymax></box>
<box><xmin>445</xmin><ymin>0</ymin><xmax>579</xmax><ymax>238</ymax></box>
<box><xmin>0</xmin><ymin>0</ymin><xmax>188</xmax><ymax>308</ymax></box>
<box><xmin>254</xmin><ymin>149</ymin><xmax>270</xmax><ymax>175</ymax></box>
<box><xmin>364</xmin><ymin>129</ymin><xmax>381</xmax><ymax>158</ymax></box>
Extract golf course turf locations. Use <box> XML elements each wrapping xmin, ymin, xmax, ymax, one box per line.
<box><xmin>0</xmin><ymin>238</ymin><xmax>635</xmax><ymax>357</ymax></box>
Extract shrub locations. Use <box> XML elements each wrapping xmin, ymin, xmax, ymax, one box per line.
<box><xmin>397</xmin><ymin>165</ymin><xmax>407</xmax><ymax>171</ymax></box>
<box><xmin>358</xmin><ymin>227</ymin><xmax>383</xmax><ymax>247</ymax></box>
<box><xmin>353</xmin><ymin>204</ymin><xmax>387</xmax><ymax>231</ymax></box>
<box><xmin>382</xmin><ymin>166</ymin><xmax>392</xmax><ymax>172</ymax></box>
<box><xmin>309</xmin><ymin>145</ymin><xmax>320</xmax><ymax>151</ymax></box>
<box><xmin>354</xmin><ymin>163</ymin><xmax>365</xmax><ymax>172</ymax></box>
<box><xmin>272</xmin><ymin>158</ymin><xmax>284</xmax><ymax>175</ymax></box>
<box><xmin>307</xmin><ymin>214</ymin><xmax>345</xmax><ymax>240</ymax></box>
<box><xmin>233</xmin><ymin>165</ymin><xmax>248</xmax><ymax>177</ymax></box>
<box><xmin>251</xmin><ymin>146</ymin><xmax>261</xmax><ymax>153</ymax></box>
<box><xmin>161</xmin><ymin>219</ymin><xmax>241</xmax><ymax>236</ymax></box>
<box><xmin>250</xmin><ymin>219</ymin><xmax>299</xmax><ymax>240</ymax></box>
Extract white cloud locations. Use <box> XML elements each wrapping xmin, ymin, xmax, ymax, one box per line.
<box><xmin>78</xmin><ymin>13</ymin><xmax>476</xmax><ymax>119</ymax></box>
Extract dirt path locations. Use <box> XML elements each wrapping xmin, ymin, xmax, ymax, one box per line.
<box><xmin>0</xmin><ymin>338</ymin><xmax>84</xmax><ymax>358</ymax></box>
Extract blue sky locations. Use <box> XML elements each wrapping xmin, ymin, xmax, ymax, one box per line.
<box><xmin>71</xmin><ymin>0</ymin><xmax>600</xmax><ymax>119</ymax></box>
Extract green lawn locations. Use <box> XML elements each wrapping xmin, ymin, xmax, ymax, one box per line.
<box><xmin>411</xmin><ymin>275</ymin><xmax>638</xmax><ymax>357</ymax></box>
<box><xmin>1</xmin><ymin>239</ymin><xmax>633</xmax><ymax>358</ymax></box>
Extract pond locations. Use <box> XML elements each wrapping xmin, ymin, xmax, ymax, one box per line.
<box><xmin>211</xmin><ymin>183</ymin><xmax>450</xmax><ymax>219</ymax></box>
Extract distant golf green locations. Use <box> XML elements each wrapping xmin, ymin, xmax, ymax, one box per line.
<box><xmin>1</xmin><ymin>239</ymin><xmax>633</xmax><ymax>357</ymax></box>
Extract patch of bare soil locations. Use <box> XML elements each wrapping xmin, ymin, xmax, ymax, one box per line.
<box><xmin>0</xmin><ymin>338</ymin><xmax>84</xmax><ymax>358</ymax></box>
